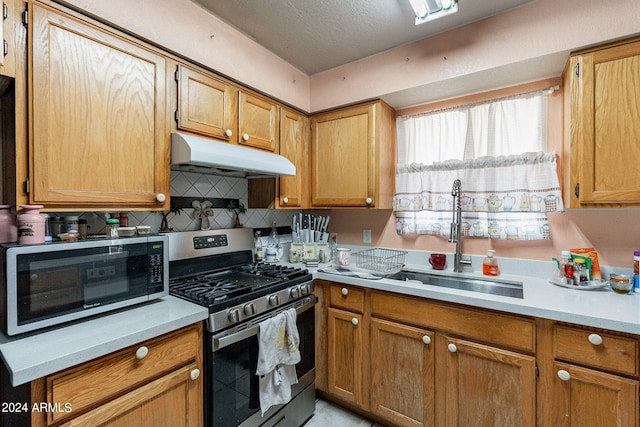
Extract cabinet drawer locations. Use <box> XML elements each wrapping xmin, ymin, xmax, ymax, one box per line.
<box><xmin>46</xmin><ymin>324</ymin><xmax>200</xmax><ymax>423</ymax></box>
<box><xmin>371</xmin><ymin>291</ymin><xmax>535</xmax><ymax>353</ymax></box>
<box><xmin>554</xmin><ymin>325</ymin><xmax>638</xmax><ymax>376</ymax></box>
<box><xmin>330</xmin><ymin>285</ymin><xmax>365</xmax><ymax>313</ymax></box>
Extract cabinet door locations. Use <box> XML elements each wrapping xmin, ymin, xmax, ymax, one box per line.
<box><xmin>177</xmin><ymin>64</ymin><xmax>237</xmax><ymax>140</ymax></box>
<box><xmin>311</xmin><ymin>103</ymin><xmax>375</xmax><ymax>207</ymax></box>
<box><xmin>59</xmin><ymin>363</ymin><xmax>202</xmax><ymax>427</ymax></box>
<box><xmin>30</xmin><ymin>3</ymin><xmax>169</xmax><ymax>209</ymax></box>
<box><xmin>277</xmin><ymin>107</ymin><xmax>309</xmax><ymax>208</ymax></box>
<box><xmin>551</xmin><ymin>362</ymin><xmax>638</xmax><ymax>427</ymax></box>
<box><xmin>370</xmin><ymin>318</ymin><xmax>435</xmax><ymax>427</ymax></box>
<box><xmin>238</xmin><ymin>91</ymin><xmax>278</xmax><ymax>151</ymax></box>
<box><xmin>572</xmin><ymin>40</ymin><xmax>640</xmax><ymax>205</ymax></box>
<box><xmin>443</xmin><ymin>337</ymin><xmax>536</xmax><ymax>427</ymax></box>
<box><xmin>0</xmin><ymin>0</ymin><xmax>18</xmax><ymax>77</ymax></box>
<box><xmin>327</xmin><ymin>307</ymin><xmax>363</xmax><ymax>406</ymax></box>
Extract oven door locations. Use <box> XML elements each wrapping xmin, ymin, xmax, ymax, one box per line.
<box><xmin>207</xmin><ymin>294</ymin><xmax>316</xmax><ymax>427</ymax></box>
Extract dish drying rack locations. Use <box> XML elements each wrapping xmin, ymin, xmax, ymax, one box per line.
<box><xmin>352</xmin><ymin>248</ymin><xmax>407</xmax><ymax>275</ymax></box>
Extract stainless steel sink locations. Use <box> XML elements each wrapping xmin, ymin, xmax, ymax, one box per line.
<box><xmin>388</xmin><ymin>270</ymin><xmax>524</xmax><ymax>299</ymax></box>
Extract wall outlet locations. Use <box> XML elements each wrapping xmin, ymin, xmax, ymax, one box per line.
<box><xmin>362</xmin><ymin>229</ymin><xmax>372</xmax><ymax>244</ymax></box>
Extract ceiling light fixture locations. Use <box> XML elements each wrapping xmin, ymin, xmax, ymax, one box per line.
<box><xmin>408</xmin><ymin>0</ymin><xmax>458</xmax><ymax>25</ymax></box>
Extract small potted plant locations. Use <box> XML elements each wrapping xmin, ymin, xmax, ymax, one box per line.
<box><xmin>226</xmin><ymin>201</ymin><xmax>247</xmax><ymax>228</ymax></box>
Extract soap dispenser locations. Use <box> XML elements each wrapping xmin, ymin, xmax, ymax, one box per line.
<box><xmin>483</xmin><ymin>250</ymin><xmax>500</xmax><ymax>276</ymax></box>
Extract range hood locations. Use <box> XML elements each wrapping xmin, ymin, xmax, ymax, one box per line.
<box><xmin>171</xmin><ymin>132</ymin><xmax>296</xmax><ymax>179</ymax></box>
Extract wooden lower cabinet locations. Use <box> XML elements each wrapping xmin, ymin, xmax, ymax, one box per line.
<box><xmin>327</xmin><ymin>307</ymin><xmax>364</xmax><ymax>407</ymax></box>
<box><xmin>442</xmin><ymin>336</ymin><xmax>536</xmax><ymax>427</ymax></box>
<box><xmin>370</xmin><ymin>318</ymin><xmax>434</xmax><ymax>427</ymax></box>
<box><xmin>58</xmin><ymin>362</ymin><xmax>201</xmax><ymax>427</ymax></box>
<box><xmin>31</xmin><ymin>323</ymin><xmax>203</xmax><ymax>427</ymax></box>
<box><xmin>316</xmin><ymin>280</ymin><xmax>640</xmax><ymax>426</ymax></box>
<box><xmin>549</xmin><ymin>362</ymin><xmax>638</xmax><ymax>427</ymax></box>
<box><xmin>538</xmin><ymin>321</ymin><xmax>640</xmax><ymax>427</ymax></box>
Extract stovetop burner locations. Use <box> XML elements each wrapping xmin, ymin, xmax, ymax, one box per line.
<box><xmin>167</xmin><ymin>229</ymin><xmax>315</xmax><ymax>332</ymax></box>
<box><xmin>169</xmin><ymin>262</ymin><xmax>311</xmax><ymax>312</ymax></box>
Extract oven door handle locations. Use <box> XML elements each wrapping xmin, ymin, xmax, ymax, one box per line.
<box><xmin>213</xmin><ymin>296</ymin><xmax>317</xmax><ymax>351</ymax></box>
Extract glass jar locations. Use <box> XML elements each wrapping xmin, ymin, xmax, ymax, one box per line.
<box><xmin>106</xmin><ymin>218</ymin><xmax>119</xmax><ymax>239</ymax></box>
<box><xmin>50</xmin><ymin>216</ymin><xmax>65</xmax><ymax>238</ymax></box>
<box><xmin>78</xmin><ymin>219</ymin><xmax>88</xmax><ymax>239</ymax></box>
<box><xmin>267</xmin><ymin>221</ymin><xmax>280</xmax><ymax>248</ymax></box>
<box><xmin>573</xmin><ymin>258</ymin><xmax>588</xmax><ymax>284</ymax></box>
<box><xmin>65</xmin><ymin>215</ymin><xmax>79</xmax><ymax>233</ymax></box>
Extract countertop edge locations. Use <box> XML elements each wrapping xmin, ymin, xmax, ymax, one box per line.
<box><xmin>0</xmin><ymin>296</ymin><xmax>209</xmax><ymax>386</ymax></box>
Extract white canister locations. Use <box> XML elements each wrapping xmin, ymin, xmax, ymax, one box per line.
<box><xmin>335</xmin><ymin>248</ymin><xmax>351</xmax><ymax>265</ymax></box>
<box><xmin>265</xmin><ymin>247</ymin><xmax>278</xmax><ymax>262</ymax></box>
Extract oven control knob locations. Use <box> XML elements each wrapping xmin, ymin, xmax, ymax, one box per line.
<box><xmin>268</xmin><ymin>295</ymin><xmax>280</xmax><ymax>307</ymax></box>
<box><xmin>227</xmin><ymin>308</ymin><xmax>241</xmax><ymax>323</ymax></box>
<box><xmin>299</xmin><ymin>284</ymin><xmax>309</xmax><ymax>296</ymax></box>
<box><xmin>243</xmin><ymin>303</ymin><xmax>256</xmax><ymax>316</ymax></box>
<box><xmin>289</xmin><ymin>286</ymin><xmax>300</xmax><ymax>299</ymax></box>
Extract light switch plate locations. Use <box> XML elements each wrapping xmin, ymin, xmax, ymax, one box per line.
<box><xmin>363</xmin><ymin>229</ymin><xmax>372</xmax><ymax>244</ymax></box>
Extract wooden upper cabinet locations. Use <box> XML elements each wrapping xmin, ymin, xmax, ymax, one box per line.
<box><xmin>175</xmin><ymin>65</ymin><xmax>277</xmax><ymax>152</ymax></box>
<box><xmin>29</xmin><ymin>1</ymin><xmax>169</xmax><ymax>210</ymax></box>
<box><xmin>176</xmin><ymin>64</ymin><xmax>237</xmax><ymax>141</ymax></box>
<box><xmin>277</xmin><ymin>107</ymin><xmax>309</xmax><ymax>208</ymax></box>
<box><xmin>565</xmin><ymin>37</ymin><xmax>640</xmax><ymax>207</ymax></box>
<box><xmin>238</xmin><ymin>91</ymin><xmax>278</xmax><ymax>152</ymax></box>
<box><xmin>0</xmin><ymin>0</ymin><xmax>20</xmax><ymax>78</ymax></box>
<box><xmin>311</xmin><ymin>100</ymin><xmax>395</xmax><ymax>208</ymax></box>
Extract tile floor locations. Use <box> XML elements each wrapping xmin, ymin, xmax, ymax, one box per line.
<box><xmin>305</xmin><ymin>399</ymin><xmax>383</xmax><ymax>427</ymax></box>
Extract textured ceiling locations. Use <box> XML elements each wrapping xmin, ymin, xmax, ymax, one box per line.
<box><xmin>192</xmin><ymin>0</ymin><xmax>535</xmax><ymax>74</ymax></box>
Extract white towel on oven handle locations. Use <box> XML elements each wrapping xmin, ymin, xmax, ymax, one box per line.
<box><xmin>256</xmin><ymin>308</ymin><xmax>301</xmax><ymax>374</ymax></box>
<box><xmin>256</xmin><ymin>308</ymin><xmax>301</xmax><ymax>415</ymax></box>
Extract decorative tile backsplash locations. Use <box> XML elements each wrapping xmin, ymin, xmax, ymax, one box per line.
<box><xmin>52</xmin><ymin>171</ymin><xmax>300</xmax><ymax>235</ymax></box>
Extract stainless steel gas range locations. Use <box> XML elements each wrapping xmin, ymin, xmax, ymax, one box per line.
<box><xmin>167</xmin><ymin>229</ymin><xmax>316</xmax><ymax>427</ymax></box>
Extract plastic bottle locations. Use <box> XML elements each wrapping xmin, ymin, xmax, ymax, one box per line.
<box><xmin>559</xmin><ymin>250</ymin><xmax>574</xmax><ymax>285</ymax></box>
<box><xmin>482</xmin><ymin>250</ymin><xmax>500</xmax><ymax>276</ymax></box>
<box><xmin>634</xmin><ymin>251</ymin><xmax>640</xmax><ymax>291</ymax></box>
<box><xmin>573</xmin><ymin>258</ymin><xmax>588</xmax><ymax>284</ymax></box>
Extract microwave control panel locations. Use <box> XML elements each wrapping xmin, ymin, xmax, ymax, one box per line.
<box><xmin>148</xmin><ymin>242</ymin><xmax>165</xmax><ymax>286</ymax></box>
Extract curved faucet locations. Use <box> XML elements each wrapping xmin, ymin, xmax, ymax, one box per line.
<box><xmin>449</xmin><ymin>179</ymin><xmax>471</xmax><ymax>272</ymax></box>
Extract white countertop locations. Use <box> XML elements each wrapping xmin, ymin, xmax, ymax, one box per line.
<box><xmin>314</xmin><ymin>261</ymin><xmax>640</xmax><ymax>335</ymax></box>
<box><xmin>0</xmin><ymin>296</ymin><xmax>208</xmax><ymax>386</ymax></box>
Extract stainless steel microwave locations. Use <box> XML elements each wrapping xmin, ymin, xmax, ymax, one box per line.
<box><xmin>0</xmin><ymin>235</ymin><xmax>168</xmax><ymax>336</ymax></box>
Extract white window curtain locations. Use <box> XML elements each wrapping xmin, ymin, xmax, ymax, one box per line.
<box><xmin>394</xmin><ymin>90</ymin><xmax>563</xmax><ymax>241</ymax></box>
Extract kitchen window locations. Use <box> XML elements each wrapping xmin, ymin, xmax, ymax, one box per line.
<box><xmin>394</xmin><ymin>85</ymin><xmax>563</xmax><ymax>240</ymax></box>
